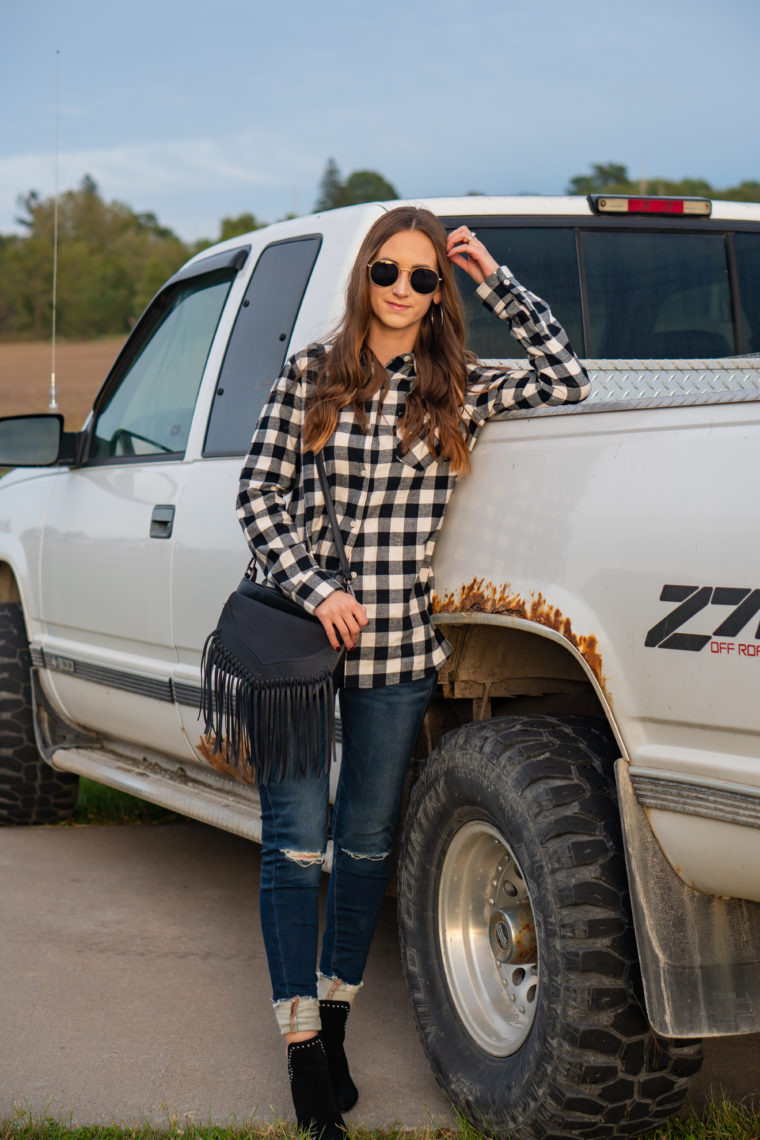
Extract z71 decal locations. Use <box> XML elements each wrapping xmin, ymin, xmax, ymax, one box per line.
<box><xmin>646</xmin><ymin>586</ymin><xmax>760</xmax><ymax>654</ymax></box>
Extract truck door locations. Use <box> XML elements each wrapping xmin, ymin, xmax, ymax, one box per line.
<box><xmin>169</xmin><ymin>235</ymin><xmax>322</xmax><ymax>762</ymax></box>
<box><xmin>38</xmin><ymin>250</ymin><xmax>244</xmax><ymax>758</ymax></box>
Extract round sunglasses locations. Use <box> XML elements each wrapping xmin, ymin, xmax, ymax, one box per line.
<box><xmin>367</xmin><ymin>259</ymin><xmax>441</xmax><ymax>295</ymax></box>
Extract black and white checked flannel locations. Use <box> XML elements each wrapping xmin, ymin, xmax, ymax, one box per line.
<box><xmin>237</xmin><ymin>266</ymin><xmax>590</xmax><ymax>688</ymax></box>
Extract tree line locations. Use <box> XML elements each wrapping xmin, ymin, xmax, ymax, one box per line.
<box><xmin>1</xmin><ymin>161</ymin><xmax>756</xmax><ymax>340</ymax></box>
<box><xmin>566</xmin><ymin>162</ymin><xmax>760</xmax><ymax>201</ymax></box>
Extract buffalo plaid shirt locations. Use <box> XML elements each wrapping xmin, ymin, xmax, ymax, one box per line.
<box><xmin>237</xmin><ymin>266</ymin><xmax>590</xmax><ymax>687</ymax></box>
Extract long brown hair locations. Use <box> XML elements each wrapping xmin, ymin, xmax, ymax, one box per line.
<box><xmin>303</xmin><ymin>206</ymin><xmax>474</xmax><ymax>474</ymax></box>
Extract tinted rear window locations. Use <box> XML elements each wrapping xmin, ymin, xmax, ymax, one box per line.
<box><xmin>452</xmin><ymin>222</ymin><xmax>760</xmax><ymax>359</ymax></box>
<box><xmin>583</xmin><ymin>231</ymin><xmax>733</xmax><ymax>358</ymax></box>
<box><xmin>453</xmin><ymin>228</ymin><xmax>583</xmax><ymax>359</ymax></box>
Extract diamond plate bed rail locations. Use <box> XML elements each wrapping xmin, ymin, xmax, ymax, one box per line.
<box><xmin>489</xmin><ymin>356</ymin><xmax>760</xmax><ymax>418</ymax></box>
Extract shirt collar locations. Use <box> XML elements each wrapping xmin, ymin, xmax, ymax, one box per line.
<box><xmin>385</xmin><ymin>351</ymin><xmax>415</xmax><ymax>375</ymax></box>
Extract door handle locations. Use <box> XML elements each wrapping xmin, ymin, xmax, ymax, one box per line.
<box><xmin>150</xmin><ymin>504</ymin><xmax>175</xmax><ymax>539</ymax></box>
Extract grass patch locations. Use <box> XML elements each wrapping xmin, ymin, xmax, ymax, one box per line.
<box><xmin>72</xmin><ymin>777</ymin><xmax>181</xmax><ymax>826</ymax></box>
<box><xmin>1</xmin><ymin>1096</ymin><xmax>759</xmax><ymax>1140</ymax></box>
<box><xmin>648</xmin><ymin>1093</ymin><xmax>760</xmax><ymax>1138</ymax></box>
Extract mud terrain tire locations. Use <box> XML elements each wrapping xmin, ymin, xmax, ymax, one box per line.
<box><xmin>0</xmin><ymin>602</ymin><xmax>78</xmax><ymax>824</ymax></box>
<box><xmin>398</xmin><ymin>715</ymin><xmax>703</xmax><ymax>1139</ymax></box>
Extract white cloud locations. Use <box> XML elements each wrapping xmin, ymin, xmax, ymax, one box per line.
<box><xmin>0</xmin><ymin>129</ymin><xmax>321</xmax><ymax>232</ymax></box>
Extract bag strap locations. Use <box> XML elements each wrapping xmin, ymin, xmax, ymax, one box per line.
<box><xmin>314</xmin><ymin>450</ymin><xmax>354</xmax><ymax>595</ymax></box>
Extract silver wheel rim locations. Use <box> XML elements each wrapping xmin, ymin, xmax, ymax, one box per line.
<box><xmin>438</xmin><ymin>820</ymin><xmax>539</xmax><ymax>1056</ymax></box>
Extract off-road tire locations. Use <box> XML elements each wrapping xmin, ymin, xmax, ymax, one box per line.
<box><xmin>398</xmin><ymin>715</ymin><xmax>703</xmax><ymax>1139</ymax></box>
<box><xmin>0</xmin><ymin>602</ymin><xmax>78</xmax><ymax>824</ymax></box>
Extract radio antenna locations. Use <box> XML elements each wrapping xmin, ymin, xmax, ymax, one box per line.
<box><xmin>49</xmin><ymin>49</ymin><xmax>60</xmax><ymax>411</ymax></box>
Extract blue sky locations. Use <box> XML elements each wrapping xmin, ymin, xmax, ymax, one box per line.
<box><xmin>2</xmin><ymin>0</ymin><xmax>759</xmax><ymax>243</ymax></box>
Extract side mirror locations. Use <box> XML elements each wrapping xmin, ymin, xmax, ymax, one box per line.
<box><xmin>0</xmin><ymin>414</ymin><xmax>64</xmax><ymax>467</ymax></box>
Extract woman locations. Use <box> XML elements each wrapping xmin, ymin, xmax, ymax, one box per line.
<box><xmin>237</xmin><ymin>206</ymin><xmax>590</xmax><ymax>1137</ymax></box>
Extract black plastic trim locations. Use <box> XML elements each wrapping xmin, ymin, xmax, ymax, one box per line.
<box><xmin>172</xmin><ymin>681</ymin><xmax>203</xmax><ymax>708</ymax></box>
<box><xmin>36</xmin><ymin>648</ymin><xmax>173</xmax><ymax>703</ymax></box>
<box><xmin>34</xmin><ymin>646</ymin><xmax>202</xmax><ymax>709</ymax></box>
<box><xmin>725</xmin><ymin>232</ymin><xmax>745</xmax><ymax>355</ymax></box>
<box><xmin>440</xmin><ymin>213</ymin><xmax>760</xmax><ymax>234</ymax></box>
<box><xmin>165</xmin><ymin>245</ymin><xmax>250</xmax><ymax>287</ymax></box>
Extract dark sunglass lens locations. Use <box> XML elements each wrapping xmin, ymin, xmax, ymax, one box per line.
<box><xmin>370</xmin><ymin>261</ymin><xmax>399</xmax><ymax>288</ymax></box>
<box><xmin>410</xmin><ymin>268</ymin><xmax>439</xmax><ymax>294</ymax></box>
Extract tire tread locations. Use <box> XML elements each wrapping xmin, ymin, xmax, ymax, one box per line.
<box><xmin>0</xmin><ymin>603</ymin><xmax>78</xmax><ymax>824</ymax></box>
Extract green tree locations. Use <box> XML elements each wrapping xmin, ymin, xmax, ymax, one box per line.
<box><xmin>566</xmin><ymin>163</ymin><xmax>632</xmax><ymax>195</ymax></box>
<box><xmin>342</xmin><ymin>170</ymin><xmax>398</xmax><ymax>205</ymax></box>
<box><xmin>315</xmin><ymin>158</ymin><xmax>346</xmax><ymax>211</ymax></box>
<box><xmin>219</xmin><ymin>212</ymin><xmax>261</xmax><ymax>241</ymax></box>
<box><xmin>565</xmin><ymin>164</ymin><xmax>760</xmax><ymax>203</ymax></box>
<box><xmin>314</xmin><ymin>159</ymin><xmax>399</xmax><ymax>211</ymax></box>
<box><xmin>0</xmin><ymin>175</ymin><xmax>188</xmax><ymax>338</ymax></box>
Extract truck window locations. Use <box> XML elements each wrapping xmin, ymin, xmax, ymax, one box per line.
<box><xmin>453</xmin><ymin>221</ymin><xmax>759</xmax><ymax>360</ymax></box>
<box><xmin>452</xmin><ymin>227</ymin><xmax>583</xmax><ymax>360</ymax></box>
<box><xmin>90</xmin><ymin>269</ymin><xmax>233</xmax><ymax>461</ymax></box>
<box><xmin>735</xmin><ymin>232</ymin><xmax>760</xmax><ymax>352</ymax></box>
<box><xmin>582</xmin><ymin>231</ymin><xmax>733</xmax><ymax>358</ymax></box>
<box><xmin>203</xmin><ymin>236</ymin><xmax>322</xmax><ymax>458</ymax></box>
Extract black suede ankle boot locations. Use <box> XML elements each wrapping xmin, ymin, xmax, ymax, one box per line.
<box><xmin>287</xmin><ymin>1035</ymin><xmax>345</xmax><ymax>1140</ymax></box>
<box><xmin>319</xmin><ymin>1000</ymin><xmax>358</xmax><ymax>1112</ymax></box>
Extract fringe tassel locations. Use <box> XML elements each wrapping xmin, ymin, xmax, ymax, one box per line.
<box><xmin>200</xmin><ymin>631</ymin><xmax>336</xmax><ymax>784</ymax></box>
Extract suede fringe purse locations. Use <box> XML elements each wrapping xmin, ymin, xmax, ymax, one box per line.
<box><xmin>200</xmin><ymin>452</ymin><xmax>352</xmax><ymax>785</ymax></box>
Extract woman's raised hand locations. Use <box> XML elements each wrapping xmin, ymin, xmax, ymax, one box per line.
<box><xmin>446</xmin><ymin>226</ymin><xmax>499</xmax><ymax>285</ymax></box>
<box><xmin>315</xmin><ymin>589</ymin><xmax>369</xmax><ymax>652</ymax></box>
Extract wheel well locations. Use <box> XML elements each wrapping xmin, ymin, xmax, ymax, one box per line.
<box><xmin>0</xmin><ymin>562</ymin><xmax>21</xmax><ymax>603</ymax></box>
<box><xmin>422</xmin><ymin>620</ymin><xmax>608</xmax><ymax>754</ymax></box>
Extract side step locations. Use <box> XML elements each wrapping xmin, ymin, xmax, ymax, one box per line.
<box><xmin>51</xmin><ymin>742</ymin><xmax>265</xmax><ymax>843</ymax></box>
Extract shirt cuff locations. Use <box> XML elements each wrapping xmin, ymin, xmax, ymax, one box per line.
<box><xmin>476</xmin><ymin>264</ymin><xmax>514</xmax><ymax>297</ymax></box>
<box><xmin>476</xmin><ymin>265</ymin><xmax>524</xmax><ymax>321</ymax></box>
<box><xmin>293</xmin><ymin>571</ymin><xmax>346</xmax><ymax>615</ymax></box>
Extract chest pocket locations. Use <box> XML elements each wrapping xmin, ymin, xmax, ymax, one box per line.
<box><xmin>395</xmin><ymin>435</ymin><xmax>438</xmax><ymax>472</ymax></box>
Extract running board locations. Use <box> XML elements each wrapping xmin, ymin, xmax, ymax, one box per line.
<box><xmin>51</xmin><ymin>743</ymin><xmax>265</xmax><ymax>844</ymax></box>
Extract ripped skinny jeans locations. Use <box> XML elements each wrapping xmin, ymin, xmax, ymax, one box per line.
<box><xmin>257</xmin><ymin>669</ymin><xmax>436</xmax><ymax>1031</ymax></box>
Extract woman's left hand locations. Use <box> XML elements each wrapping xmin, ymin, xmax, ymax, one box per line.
<box><xmin>446</xmin><ymin>226</ymin><xmax>499</xmax><ymax>285</ymax></box>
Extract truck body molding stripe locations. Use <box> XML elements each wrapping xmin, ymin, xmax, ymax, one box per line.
<box><xmin>632</xmin><ymin>773</ymin><xmax>760</xmax><ymax>830</ymax></box>
<box><xmin>31</xmin><ymin>646</ymin><xmax>203</xmax><ymax>706</ymax></box>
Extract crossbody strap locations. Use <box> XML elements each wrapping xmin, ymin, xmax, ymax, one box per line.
<box><xmin>314</xmin><ymin>450</ymin><xmax>354</xmax><ymax>595</ymax></box>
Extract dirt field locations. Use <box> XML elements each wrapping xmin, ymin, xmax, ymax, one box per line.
<box><xmin>0</xmin><ymin>338</ymin><xmax>126</xmax><ymax>429</ymax></box>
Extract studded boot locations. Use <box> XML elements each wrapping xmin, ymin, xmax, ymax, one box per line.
<box><xmin>319</xmin><ymin>999</ymin><xmax>358</xmax><ymax>1113</ymax></box>
<box><xmin>287</xmin><ymin>1035</ymin><xmax>346</xmax><ymax>1140</ymax></box>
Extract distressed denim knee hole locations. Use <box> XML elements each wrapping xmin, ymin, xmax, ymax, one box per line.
<box><xmin>280</xmin><ymin>849</ymin><xmax>326</xmax><ymax>868</ymax></box>
<box><xmin>340</xmin><ymin>847</ymin><xmax>390</xmax><ymax>862</ymax></box>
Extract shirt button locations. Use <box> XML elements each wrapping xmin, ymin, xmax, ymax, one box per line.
<box><xmin>360</xmin><ymin>469</ymin><xmax>367</xmax><ymax>477</ymax></box>
<box><xmin>351</xmin><ymin>572</ymin><xmax>358</xmax><ymax>580</ymax></box>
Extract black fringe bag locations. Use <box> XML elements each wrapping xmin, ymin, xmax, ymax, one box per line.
<box><xmin>200</xmin><ymin>452</ymin><xmax>352</xmax><ymax>784</ymax></box>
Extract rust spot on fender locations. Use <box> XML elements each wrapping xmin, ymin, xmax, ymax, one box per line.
<box><xmin>197</xmin><ymin>735</ymin><xmax>257</xmax><ymax>786</ymax></box>
<box><xmin>433</xmin><ymin>578</ymin><xmax>605</xmax><ymax>688</ymax></box>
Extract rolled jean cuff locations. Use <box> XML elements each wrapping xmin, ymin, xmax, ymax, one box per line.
<box><xmin>273</xmin><ymin>995</ymin><xmax>322</xmax><ymax>1036</ymax></box>
<box><xmin>317</xmin><ymin>973</ymin><xmax>364</xmax><ymax>1006</ymax></box>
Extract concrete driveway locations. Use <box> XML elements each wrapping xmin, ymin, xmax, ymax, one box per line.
<box><xmin>0</xmin><ymin>821</ymin><xmax>757</xmax><ymax>1129</ymax></box>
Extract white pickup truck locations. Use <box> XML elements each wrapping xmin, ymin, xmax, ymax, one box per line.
<box><xmin>1</xmin><ymin>194</ymin><xmax>759</xmax><ymax>1140</ymax></box>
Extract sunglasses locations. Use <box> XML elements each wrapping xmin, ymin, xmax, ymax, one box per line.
<box><xmin>367</xmin><ymin>259</ymin><xmax>441</xmax><ymax>295</ymax></box>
